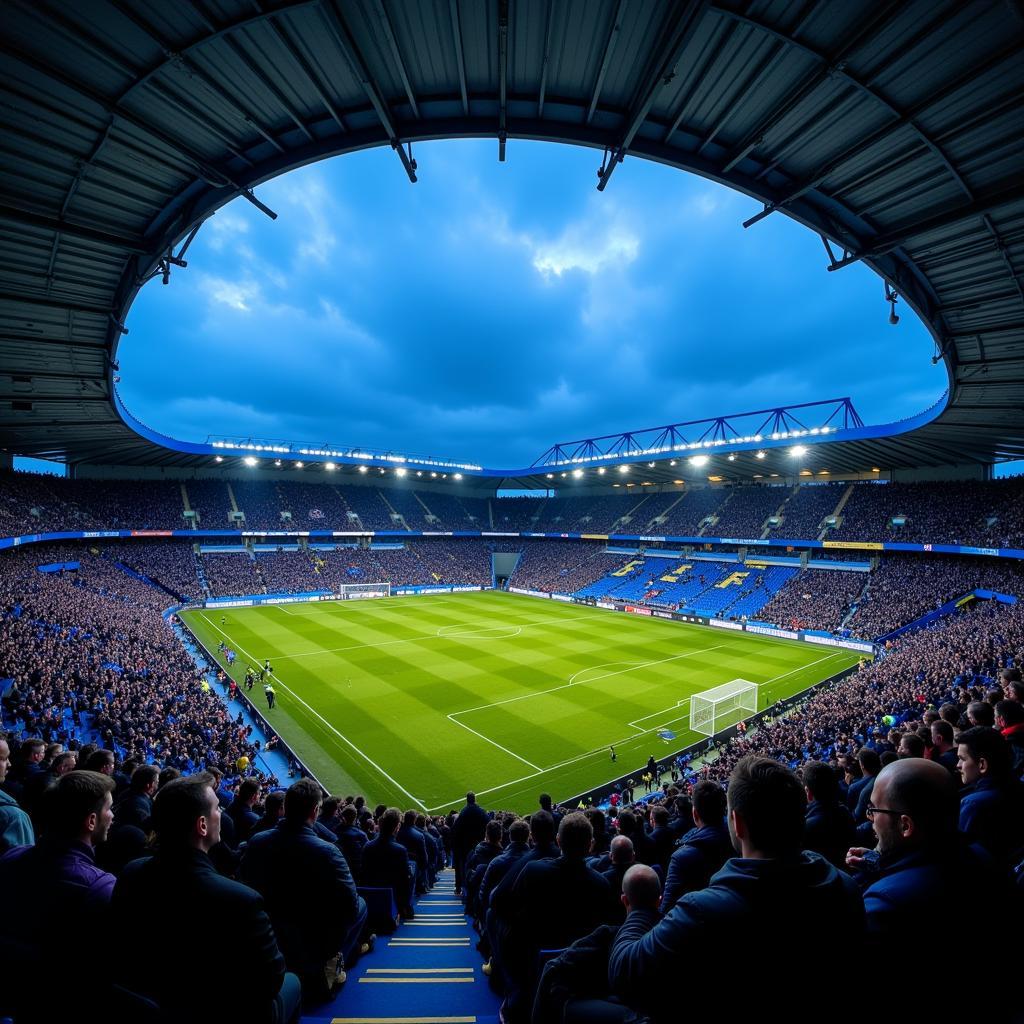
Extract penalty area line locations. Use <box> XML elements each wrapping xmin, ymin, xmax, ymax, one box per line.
<box><xmin>198</xmin><ymin>613</ymin><xmax>429</xmax><ymax>812</ymax></box>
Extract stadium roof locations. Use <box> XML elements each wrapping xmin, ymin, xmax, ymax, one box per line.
<box><xmin>1</xmin><ymin>0</ymin><xmax>1022</xmax><ymax>486</ymax></box>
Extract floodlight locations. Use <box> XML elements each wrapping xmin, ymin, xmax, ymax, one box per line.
<box><xmin>690</xmin><ymin>455</ymin><xmax>709</xmax><ymax>468</ymax></box>
<box><xmin>572</xmin><ymin>468</ymin><xmax>583</xmax><ymax>478</ymax></box>
<box><xmin>727</xmin><ymin>454</ymin><xmax>736</xmax><ymax>462</ymax></box>
<box><xmin>431</xmin><ymin>472</ymin><xmax>437</xmax><ymax>478</ymax></box>
<box><xmin>618</xmin><ymin>465</ymin><xmax>629</xmax><ymax>474</ymax></box>
<box><xmin>274</xmin><ymin>459</ymin><xmax>281</xmax><ymax>467</ymax></box>
<box><xmin>214</xmin><ymin>455</ymin><xmax>223</xmax><ymax>463</ymax></box>
<box><xmin>417</xmin><ymin>471</ymin><xmax>423</xmax><ymax>477</ymax></box>
<box><xmin>396</xmin><ymin>467</ymin><xmax>407</xmax><ymax>477</ymax></box>
<box><xmin>294</xmin><ymin>461</ymin><xmax>304</xmax><ymax>468</ymax></box>
<box><xmin>791</xmin><ymin>445</ymin><xmax>807</xmax><ymax>457</ymax></box>
<box><xmin>243</xmin><ymin>456</ymin><xmax>257</xmax><ymax>467</ymax></box>
<box><xmin>546</xmin><ymin>473</ymin><xmax>554</xmax><ymax>479</ymax></box>
<box><xmin>358</xmin><ymin>465</ymin><xmax>368</xmax><ymax>474</ymax></box>
<box><xmin>756</xmin><ymin>451</ymin><xmax>766</xmax><ymax>459</ymax></box>
<box><xmin>454</xmin><ymin>473</ymin><xmax>462</xmax><ymax>480</ymax></box>
<box><xmin>597</xmin><ymin>467</ymin><xmax>606</xmax><ymax>475</ymax></box>
<box><xmin>325</xmin><ymin>461</ymin><xmax>336</xmax><ymax>470</ymax></box>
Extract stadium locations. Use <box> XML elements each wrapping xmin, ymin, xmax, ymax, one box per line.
<box><xmin>1</xmin><ymin>3</ymin><xmax>1022</xmax><ymax>1023</ymax></box>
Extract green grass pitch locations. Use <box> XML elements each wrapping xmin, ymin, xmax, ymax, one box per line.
<box><xmin>181</xmin><ymin>591</ymin><xmax>862</xmax><ymax>814</ymax></box>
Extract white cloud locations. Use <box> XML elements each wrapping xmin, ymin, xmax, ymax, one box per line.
<box><xmin>531</xmin><ymin>221</ymin><xmax>639</xmax><ymax>278</ymax></box>
<box><xmin>272</xmin><ymin>177</ymin><xmax>338</xmax><ymax>266</ymax></box>
<box><xmin>205</xmin><ymin>210</ymin><xmax>250</xmax><ymax>252</ymax></box>
<box><xmin>200</xmin><ymin>276</ymin><xmax>262</xmax><ymax>312</ymax></box>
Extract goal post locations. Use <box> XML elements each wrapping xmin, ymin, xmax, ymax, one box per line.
<box><xmin>338</xmin><ymin>582</ymin><xmax>391</xmax><ymax>600</ymax></box>
<box><xmin>690</xmin><ymin>679</ymin><xmax>758</xmax><ymax>737</ymax></box>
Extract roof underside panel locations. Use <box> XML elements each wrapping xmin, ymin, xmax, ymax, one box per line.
<box><xmin>0</xmin><ymin>0</ymin><xmax>1021</xmax><ymax>474</ymax></box>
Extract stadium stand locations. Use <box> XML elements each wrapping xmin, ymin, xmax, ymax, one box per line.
<box><xmin>710</xmin><ymin>485</ymin><xmax>789</xmax><ymax>538</ymax></box>
<box><xmin>768</xmin><ymin>482</ymin><xmax>846</xmax><ymax>539</ymax></box>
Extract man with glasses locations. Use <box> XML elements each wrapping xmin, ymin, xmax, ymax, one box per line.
<box><xmin>845</xmin><ymin>759</ymin><xmax>1005</xmax><ymax>998</ymax></box>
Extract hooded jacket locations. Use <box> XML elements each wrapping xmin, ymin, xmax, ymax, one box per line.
<box><xmin>660</xmin><ymin>822</ymin><xmax>733</xmax><ymax>912</ymax></box>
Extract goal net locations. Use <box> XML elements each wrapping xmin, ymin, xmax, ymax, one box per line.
<box><xmin>338</xmin><ymin>582</ymin><xmax>391</xmax><ymax>600</ymax></box>
<box><xmin>690</xmin><ymin>679</ymin><xmax>758</xmax><ymax>737</ymax></box>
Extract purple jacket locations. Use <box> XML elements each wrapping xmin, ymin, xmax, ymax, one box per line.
<box><xmin>0</xmin><ymin>839</ymin><xmax>116</xmax><ymax>941</ymax></box>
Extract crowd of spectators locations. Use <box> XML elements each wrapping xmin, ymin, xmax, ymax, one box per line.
<box><xmin>115</xmin><ymin>540</ymin><xmax>203</xmax><ymax>602</ymax></box>
<box><xmin>758</xmin><ymin>567</ymin><xmax>867</xmax><ymax>632</ymax></box>
<box><xmin>501</xmin><ymin>540</ymin><xmax>621</xmax><ymax>594</ymax></box>
<box><xmin>200</xmin><ymin>552</ymin><xmax>265</xmax><ymax>597</ymax></box>
<box><xmin>768</xmin><ymin>482</ymin><xmax>845</xmax><ymax>538</ymax></box>
<box><xmin>710</xmin><ymin>484</ymin><xmax>788</xmax><ymax>538</ymax></box>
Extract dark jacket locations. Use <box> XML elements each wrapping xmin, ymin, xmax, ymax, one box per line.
<box><xmin>451</xmin><ymin>801</ymin><xmax>488</xmax><ymax>855</ymax></box>
<box><xmin>845</xmin><ymin>774</ymin><xmax>872</xmax><ymax>813</ymax></box>
<box><xmin>226</xmin><ymin>799</ymin><xmax>260</xmax><ymax>844</ymax></box>
<box><xmin>111</xmin><ymin>846</ymin><xmax>286</xmax><ymax>1021</ymax></box>
<box><xmin>660</xmin><ymin>822</ymin><xmax>732</xmax><ymax>912</ymax></box>
<box><xmin>338</xmin><ymin>823</ymin><xmax>368</xmax><ymax>880</ymax></box>
<box><xmin>803</xmin><ymin>799</ymin><xmax>857</xmax><ymax>869</ymax></box>
<box><xmin>647</xmin><ymin>825</ymin><xmax>676</xmax><ymax>873</ymax></box>
<box><xmin>959</xmin><ymin>777</ymin><xmax>1024</xmax><ymax>863</ymax></box>
<box><xmin>361</xmin><ymin>833</ymin><xmax>413</xmax><ymax>912</ymax></box>
<box><xmin>480</xmin><ymin>840</ymin><xmax>531</xmax><ymax>911</ymax></box>
<box><xmin>113</xmin><ymin>791</ymin><xmax>153</xmax><ymax>832</ymax></box>
<box><xmin>240</xmin><ymin>820</ymin><xmax>363</xmax><ymax>971</ymax></box>
<box><xmin>0</xmin><ymin>788</ymin><xmax>34</xmax><ymax>854</ymax></box>
<box><xmin>609</xmin><ymin>853</ymin><xmax>864</xmax><ymax>1023</ymax></box>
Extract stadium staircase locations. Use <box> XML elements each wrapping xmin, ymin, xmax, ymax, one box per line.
<box><xmin>641</xmin><ymin>492</ymin><xmax>686</xmax><ymax>533</ymax></box>
<box><xmin>302</xmin><ymin>868</ymin><xmax>499</xmax><ymax>1024</ymax></box>
<box><xmin>823</xmin><ymin>483</ymin><xmax>857</xmax><ymax>538</ymax></box>
<box><xmin>697</xmin><ymin>491</ymin><xmax>731</xmax><ymax>536</ymax></box>
<box><xmin>179</xmin><ymin>483</ymin><xmax>194</xmax><ymax>528</ymax></box>
<box><xmin>760</xmin><ymin>487</ymin><xmax>797</xmax><ymax>540</ymax></box>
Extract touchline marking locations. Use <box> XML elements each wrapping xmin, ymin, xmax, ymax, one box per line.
<box><xmin>199</xmin><ymin>613</ymin><xmax>429</xmax><ymax>812</ymax></box>
<box><xmin>424</xmin><ymin>647</ymin><xmax>853</xmax><ymax>811</ymax></box>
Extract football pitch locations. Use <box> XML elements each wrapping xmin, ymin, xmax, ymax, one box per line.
<box><xmin>181</xmin><ymin>591</ymin><xmax>861</xmax><ymax>813</ymax></box>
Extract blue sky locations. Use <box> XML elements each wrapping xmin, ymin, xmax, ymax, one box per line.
<box><xmin>117</xmin><ymin>139</ymin><xmax>944</xmax><ymax>470</ymax></box>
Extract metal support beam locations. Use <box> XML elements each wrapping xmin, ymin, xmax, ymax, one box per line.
<box><xmin>826</xmin><ymin>181</ymin><xmax>1024</xmax><ymax>270</ymax></box>
<box><xmin>449</xmin><ymin>0</ymin><xmax>469</xmax><ymax>115</ymax></box>
<box><xmin>319</xmin><ymin>0</ymin><xmax>417</xmax><ymax>182</ymax></box>
<box><xmin>375</xmin><ymin>0</ymin><xmax>419</xmax><ymax>119</ymax></box>
<box><xmin>597</xmin><ymin>0</ymin><xmax>708</xmax><ymax>191</ymax></box>
<box><xmin>537</xmin><ymin>0</ymin><xmax>556</xmax><ymax>117</ymax></box>
<box><xmin>0</xmin><ymin>205</ymin><xmax>147</xmax><ymax>254</ymax></box>
<box><xmin>587</xmin><ymin>0</ymin><xmax>625</xmax><ymax>125</ymax></box>
<box><xmin>497</xmin><ymin>0</ymin><xmax>509</xmax><ymax>160</ymax></box>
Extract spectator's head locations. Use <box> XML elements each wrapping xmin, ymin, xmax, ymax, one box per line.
<box><xmin>465</xmin><ymin>791</ymin><xmax>476</xmax><ymax>806</ymax></box>
<box><xmin>995</xmin><ymin>700</ymin><xmax>1024</xmax><ymax>732</ymax></box>
<box><xmin>898</xmin><ymin>733</ymin><xmax>926</xmax><ymax>759</ymax></box>
<box><xmin>985</xmin><ymin>687</ymin><xmax>1004</xmax><ymax>706</ymax></box>
<box><xmin>509</xmin><ymin>818</ymin><xmax>530</xmax><ymax>845</ymax></box>
<box><xmin>485</xmin><ymin>819</ymin><xmax>503</xmax><ymax>845</ymax></box>
<box><xmin>538</xmin><ymin>793</ymin><xmax>552</xmax><ymax>811</ymax></box>
<box><xmin>403</xmin><ymin>809</ymin><xmax>417</xmax><ymax>829</ymax></box>
<box><xmin>1000</xmin><ymin>667</ymin><xmax>1023</xmax><ymax>698</ymax></box>
<box><xmin>83</xmin><ymin>749</ymin><xmax>115</xmax><ymax>775</ymax></box>
<box><xmin>880</xmin><ymin>751</ymin><xmax>899</xmax><ymax>768</ymax></box>
<box><xmin>238</xmin><ymin>779</ymin><xmax>260</xmax><ymax>806</ymax></box>
<box><xmin>529</xmin><ymin>810</ymin><xmax>555</xmax><ymax>846</ymax></box>
<box><xmin>869</xmin><ymin>758</ymin><xmax>958</xmax><ymax>856</ymax></box>
<box><xmin>1008</xmin><ymin>680</ymin><xmax>1024</xmax><ymax>704</ymax></box>
<box><xmin>957</xmin><ymin>726</ymin><xmax>1013</xmax><ymax>786</ymax></box>
<box><xmin>727</xmin><ymin>756</ymin><xmax>806</xmax><ymax>858</ymax></box>
<box><xmin>556</xmin><ymin>812</ymin><xmax>593</xmax><ymax>860</ymax></box>
<box><xmin>621</xmin><ymin>864</ymin><xmax>662</xmax><ymax>913</ymax></box>
<box><xmin>967</xmin><ymin>701</ymin><xmax>995</xmax><ymax>728</ymax></box>
<box><xmin>263</xmin><ymin>790</ymin><xmax>285</xmax><ymax>822</ymax></box>
<box><xmin>650</xmin><ymin>806</ymin><xmax>669</xmax><ymax>828</ymax></box>
<box><xmin>21</xmin><ymin>738</ymin><xmax>46</xmax><ymax>766</ymax></box>
<box><xmin>615</xmin><ymin>809</ymin><xmax>637</xmax><ymax>836</ymax></box>
<box><xmin>42</xmin><ymin>770</ymin><xmax>115</xmax><ymax>847</ymax></box>
<box><xmin>0</xmin><ymin>735</ymin><xmax>11</xmax><ymax>785</ymax></box>
<box><xmin>321</xmin><ymin>796</ymin><xmax>342</xmax><ymax>820</ymax></box>
<box><xmin>340</xmin><ymin>804</ymin><xmax>357</xmax><ymax>827</ymax></box>
<box><xmin>378</xmin><ymin>807</ymin><xmax>401</xmax><ymax>838</ymax></box>
<box><xmin>151</xmin><ymin>772</ymin><xmax>220</xmax><ymax>851</ymax></box>
<box><xmin>158</xmin><ymin>767</ymin><xmax>181</xmax><ymax>790</ymax></box>
<box><xmin>284</xmin><ymin>778</ymin><xmax>323</xmax><ymax>825</ymax></box>
<box><xmin>691</xmin><ymin>780</ymin><xmax>727</xmax><ymax>826</ymax></box>
<box><xmin>130</xmin><ymin>764</ymin><xmax>160</xmax><ymax>796</ymax></box>
<box><xmin>857</xmin><ymin>747</ymin><xmax>882</xmax><ymax>778</ymax></box>
<box><xmin>931</xmin><ymin>720</ymin><xmax>955</xmax><ymax>752</ymax></box>
<box><xmin>609</xmin><ymin>834</ymin><xmax>635</xmax><ymax>866</ymax></box>
<box><xmin>51</xmin><ymin>751</ymin><xmax>77</xmax><ymax>777</ymax></box>
<box><xmin>939</xmin><ymin>703</ymin><xmax>961</xmax><ymax>726</ymax></box>
<box><xmin>802</xmin><ymin>761</ymin><xmax>839</xmax><ymax>803</ymax></box>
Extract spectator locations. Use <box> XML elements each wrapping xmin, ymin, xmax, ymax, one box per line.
<box><xmin>0</xmin><ymin>735</ymin><xmax>34</xmax><ymax>853</ymax></box>
<box><xmin>451</xmin><ymin>790</ymin><xmax>488</xmax><ymax>895</ymax></box>
<box><xmin>241</xmin><ymin>779</ymin><xmax>371</xmax><ymax>1004</ymax></box>
<box><xmin>110</xmin><ymin>773</ymin><xmax>300</xmax><ymax>1023</ymax></box>
<box><xmin>930</xmin><ymin>719</ymin><xmax>960</xmax><ymax>776</ymax></box>
<box><xmin>337</xmin><ymin>804</ymin><xmax>368</xmax><ymax>881</ymax></box>
<box><xmin>801</xmin><ymin>761</ymin><xmax>856</xmax><ymax>869</ymax></box>
<box><xmin>226</xmin><ymin>778</ymin><xmax>261</xmax><ymax>843</ymax></box>
<box><xmin>646</xmin><ymin>805</ymin><xmax>675</xmax><ymax>874</ymax></box>
<box><xmin>479</xmin><ymin>816</ymin><xmax>531</xmax><ymax>915</ymax></box>
<box><xmin>397</xmin><ymin>808</ymin><xmax>430</xmax><ymax>896</ymax></box>
<box><xmin>113</xmin><ymin>764</ymin><xmax>159</xmax><ymax>831</ymax></box>
<box><xmin>251</xmin><ymin>790</ymin><xmax>286</xmax><ymax>837</ymax></box>
<box><xmin>897</xmin><ymin>732</ymin><xmax>926</xmax><ymax>759</ymax></box>
<box><xmin>608</xmin><ymin>757</ymin><xmax>864</xmax><ymax>1022</ymax></box>
<box><xmin>361</xmin><ymin>806</ymin><xmax>414</xmax><ymax>919</ymax></box>
<box><xmin>499</xmin><ymin>812</ymin><xmax>619</xmax><ymax>1023</ymax></box>
<box><xmin>995</xmin><ymin>699</ymin><xmax>1024</xmax><ymax>777</ymax></box>
<box><xmin>845</xmin><ymin>758</ymin><xmax>1005</xmax><ymax>1000</ymax></box>
<box><xmin>600</xmin><ymin>835</ymin><xmax>636</xmax><ymax>917</ymax></box>
<box><xmin>661</xmin><ymin>780</ymin><xmax>731</xmax><ymax>912</ymax></box>
<box><xmin>957</xmin><ymin>726</ymin><xmax>1024</xmax><ymax>863</ymax></box>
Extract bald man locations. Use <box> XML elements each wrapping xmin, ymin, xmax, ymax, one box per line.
<box><xmin>846</xmin><ymin>758</ymin><xmax>1005</xmax><ymax>994</ymax></box>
